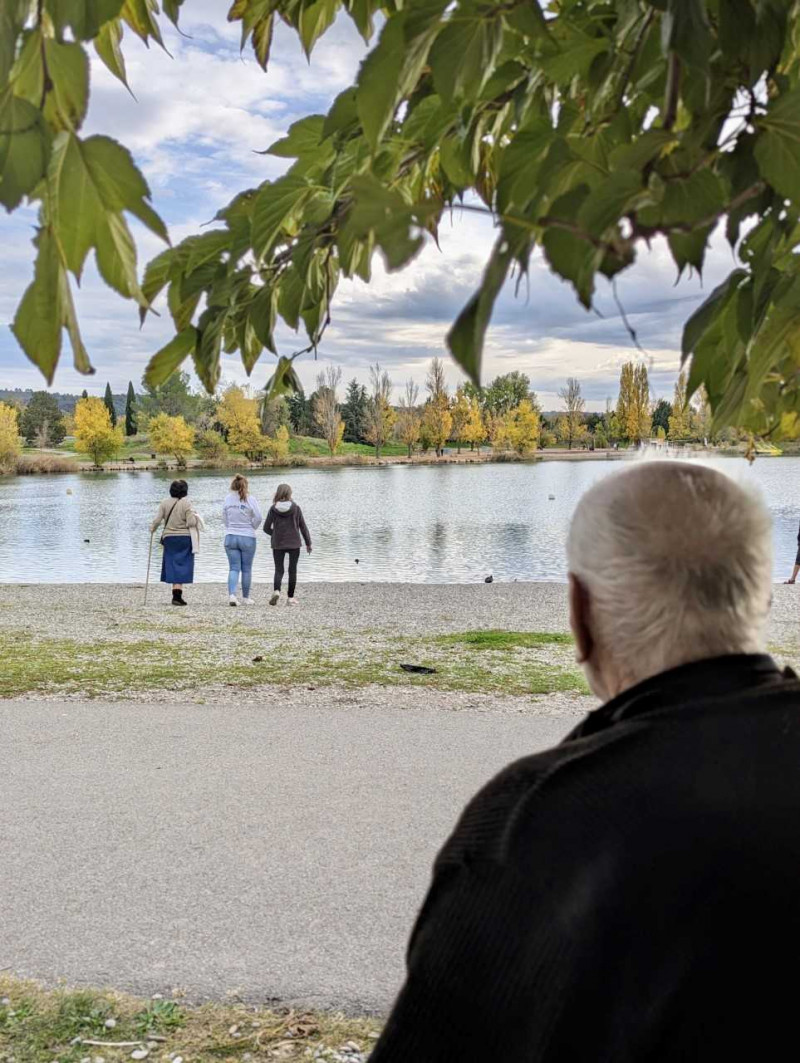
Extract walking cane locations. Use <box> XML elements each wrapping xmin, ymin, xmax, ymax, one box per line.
<box><xmin>144</xmin><ymin>530</ymin><xmax>154</xmax><ymax>605</ymax></box>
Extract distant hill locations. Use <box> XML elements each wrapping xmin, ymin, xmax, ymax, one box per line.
<box><xmin>0</xmin><ymin>388</ymin><xmax>126</xmax><ymax>415</ymax></box>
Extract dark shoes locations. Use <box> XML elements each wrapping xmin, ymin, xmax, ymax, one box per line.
<box><xmin>171</xmin><ymin>591</ymin><xmax>187</xmax><ymax>606</ymax></box>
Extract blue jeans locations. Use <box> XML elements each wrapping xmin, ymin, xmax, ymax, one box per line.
<box><xmin>225</xmin><ymin>535</ymin><xmax>257</xmax><ymax>597</ymax></box>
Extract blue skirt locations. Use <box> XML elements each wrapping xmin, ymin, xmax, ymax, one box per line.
<box><xmin>161</xmin><ymin>535</ymin><xmax>194</xmax><ymax>584</ymax></box>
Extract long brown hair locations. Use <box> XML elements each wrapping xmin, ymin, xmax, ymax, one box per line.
<box><xmin>231</xmin><ymin>474</ymin><xmax>248</xmax><ymax>502</ymax></box>
<box><xmin>274</xmin><ymin>483</ymin><xmax>292</xmax><ymax>503</ymax></box>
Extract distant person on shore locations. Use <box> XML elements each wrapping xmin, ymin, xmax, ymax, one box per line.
<box><xmin>150</xmin><ymin>479</ymin><xmax>204</xmax><ymax>607</ymax></box>
<box><xmin>370</xmin><ymin>462</ymin><xmax>800</xmax><ymax>1062</ymax></box>
<box><xmin>223</xmin><ymin>474</ymin><xmax>263</xmax><ymax>606</ymax></box>
<box><xmin>784</xmin><ymin>518</ymin><xmax>800</xmax><ymax>583</ymax></box>
<box><xmin>264</xmin><ymin>483</ymin><xmax>311</xmax><ymax>606</ymax></box>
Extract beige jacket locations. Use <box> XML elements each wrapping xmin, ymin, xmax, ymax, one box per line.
<box><xmin>150</xmin><ymin>497</ymin><xmax>205</xmax><ymax>553</ymax></box>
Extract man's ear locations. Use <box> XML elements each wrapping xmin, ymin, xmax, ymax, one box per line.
<box><xmin>568</xmin><ymin>573</ymin><xmax>594</xmax><ymax>665</ymax></box>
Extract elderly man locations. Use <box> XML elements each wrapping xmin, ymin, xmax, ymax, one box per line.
<box><xmin>370</xmin><ymin>462</ymin><xmax>800</xmax><ymax>1061</ymax></box>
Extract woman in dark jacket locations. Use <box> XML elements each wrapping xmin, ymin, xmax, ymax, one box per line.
<box><xmin>264</xmin><ymin>483</ymin><xmax>311</xmax><ymax>605</ymax></box>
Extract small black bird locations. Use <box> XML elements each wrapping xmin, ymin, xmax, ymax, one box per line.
<box><xmin>355</xmin><ymin>558</ymin><xmax>359</xmax><ymax>564</ymax></box>
<box><xmin>484</xmin><ymin>574</ymin><xmax>493</xmax><ymax>584</ymax></box>
<box><xmin>83</xmin><ymin>538</ymin><xmax>90</xmax><ymax>543</ymax></box>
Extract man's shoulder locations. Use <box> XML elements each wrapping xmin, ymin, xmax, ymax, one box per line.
<box><xmin>436</xmin><ymin>725</ymin><xmax>637</xmax><ymax>869</ymax></box>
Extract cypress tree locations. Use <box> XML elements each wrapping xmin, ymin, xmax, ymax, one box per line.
<box><xmin>125</xmin><ymin>381</ymin><xmax>137</xmax><ymax>436</ymax></box>
<box><xmin>103</xmin><ymin>382</ymin><xmax>117</xmax><ymax>426</ymax></box>
<box><xmin>81</xmin><ymin>389</ymin><xmax>89</xmax><ymax>400</ymax></box>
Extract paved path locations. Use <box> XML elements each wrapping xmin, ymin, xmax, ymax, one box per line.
<box><xmin>0</xmin><ymin>698</ymin><xmax>577</xmax><ymax>1012</ymax></box>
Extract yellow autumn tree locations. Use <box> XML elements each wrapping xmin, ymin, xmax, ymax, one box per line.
<box><xmin>266</xmin><ymin>424</ymin><xmax>291</xmax><ymax>462</ymax></box>
<box><xmin>668</xmin><ymin>371</ymin><xmax>690</xmax><ymax>441</ymax></box>
<box><xmin>462</xmin><ymin>395</ymin><xmax>486</xmax><ymax>451</ymax></box>
<box><xmin>217</xmin><ymin>385</ymin><xmax>268</xmax><ymax>460</ymax></box>
<box><xmin>74</xmin><ymin>397</ymin><xmax>123</xmax><ymax>467</ymax></box>
<box><xmin>450</xmin><ymin>388</ymin><xmax>471</xmax><ymax>454</ymax></box>
<box><xmin>495</xmin><ymin>400</ymin><xmax>541</xmax><ymax>455</ymax></box>
<box><xmin>0</xmin><ymin>402</ymin><xmax>21</xmax><ymax>472</ymax></box>
<box><xmin>148</xmin><ymin>413</ymin><xmax>196</xmax><ymax>467</ymax></box>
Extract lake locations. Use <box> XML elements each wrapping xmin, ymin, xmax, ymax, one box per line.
<box><xmin>0</xmin><ymin>456</ymin><xmax>798</xmax><ymax>584</ymax></box>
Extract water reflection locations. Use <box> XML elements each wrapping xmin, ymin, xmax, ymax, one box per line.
<box><xmin>0</xmin><ymin>457</ymin><xmax>797</xmax><ymax>583</ymax></box>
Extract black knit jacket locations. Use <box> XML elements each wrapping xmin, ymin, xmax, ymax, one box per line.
<box><xmin>370</xmin><ymin>655</ymin><xmax>800</xmax><ymax>1062</ymax></box>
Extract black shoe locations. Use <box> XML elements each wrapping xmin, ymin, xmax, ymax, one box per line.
<box><xmin>172</xmin><ymin>591</ymin><xmax>187</xmax><ymax>606</ymax></box>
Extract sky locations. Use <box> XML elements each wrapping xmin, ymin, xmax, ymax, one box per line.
<box><xmin>0</xmin><ymin>3</ymin><xmax>740</xmax><ymax>410</ymax></box>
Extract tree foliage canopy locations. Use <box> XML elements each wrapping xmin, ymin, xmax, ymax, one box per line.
<box><xmin>7</xmin><ymin>0</ymin><xmax>800</xmax><ymax>437</ymax></box>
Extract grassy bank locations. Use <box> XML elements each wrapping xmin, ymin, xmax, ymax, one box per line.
<box><xmin>0</xmin><ymin>625</ymin><xmax>587</xmax><ymax>699</ymax></box>
<box><xmin>0</xmin><ymin>976</ymin><xmax>380</xmax><ymax>1063</ymax></box>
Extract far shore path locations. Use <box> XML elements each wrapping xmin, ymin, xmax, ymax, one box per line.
<box><xmin>1</xmin><ymin>583</ymin><xmax>798</xmax><ymax>1013</ymax></box>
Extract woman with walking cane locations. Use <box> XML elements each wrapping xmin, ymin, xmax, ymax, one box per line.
<box><xmin>149</xmin><ymin>479</ymin><xmax>204</xmax><ymax>606</ymax></box>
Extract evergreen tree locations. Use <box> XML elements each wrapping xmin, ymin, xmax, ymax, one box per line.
<box><xmin>124</xmin><ymin>382</ymin><xmax>137</xmax><ymax>437</ymax></box>
<box><xmin>81</xmin><ymin>389</ymin><xmax>89</xmax><ymax>400</ymax></box>
<box><xmin>652</xmin><ymin>399</ymin><xmax>673</xmax><ymax>436</ymax></box>
<box><xmin>341</xmin><ymin>378</ymin><xmax>369</xmax><ymax>443</ymax></box>
<box><xmin>20</xmin><ymin>392</ymin><xmax>65</xmax><ymax>446</ymax></box>
<box><xmin>287</xmin><ymin>392</ymin><xmax>313</xmax><ymax>436</ymax></box>
<box><xmin>138</xmin><ymin>371</ymin><xmax>200</xmax><ymax>422</ymax></box>
<box><xmin>103</xmin><ymin>383</ymin><xmax>117</xmax><ymax>427</ymax></box>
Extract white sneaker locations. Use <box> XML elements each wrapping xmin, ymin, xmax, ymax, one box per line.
<box><xmin>242</xmin><ymin>597</ymin><xmax>256</xmax><ymax>606</ymax></box>
<box><xmin>229</xmin><ymin>594</ymin><xmax>238</xmax><ymax>607</ymax></box>
<box><xmin>287</xmin><ymin>597</ymin><xmax>299</xmax><ymax>606</ymax></box>
<box><xmin>269</xmin><ymin>591</ymin><xmax>280</xmax><ymax>606</ymax></box>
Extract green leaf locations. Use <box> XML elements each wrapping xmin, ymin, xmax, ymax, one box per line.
<box><xmin>144</xmin><ymin>328</ymin><xmax>198</xmax><ymax>388</ymax></box>
<box><xmin>81</xmin><ymin>135</ymin><xmax>168</xmax><ymax>242</ymax></box>
<box><xmin>184</xmin><ymin>229</ymin><xmax>230</xmax><ymax>273</ymax></box>
<box><xmin>139</xmin><ymin>246</ymin><xmax>175</xmax><ymax>321</ymax></box>
<box><xmin>344</xmin><ymin>173</ymin><xmax>425</xmax><ymax>271</ymax></box>
<box><xmin>429</xmin><ymin>14</ymin><xmax>504</xmax><ymax>103</ymax></box>
<box><xmin>446</xmin><ymin>236</ymin><xmax>511</xmax><ymax>385</ymax></box>
<box><xmin>95</xmin><ymin>19</ymin><xmax>130</xmax><ymax>89</ymax></box>
<box><xmin>47</xmin><ymin>134</ymin><xmax>140</xmax><ymax>291</ymax></box>
<box><xmin>346</xmin><ymin>0</ymin><xmax>376</xmax><ymax>41</ymax></box>
<box><xmin>754</xmin><ymin>86</ymin><xmax>800</xmax><ymax>200</ymax></box>
<box><xmin>538</xmin><ymin>37</ymin><xmax>609</xmax><ymax>83</ymax></box>
<box><xmin>0</xmin><ymin>0</ymin><xmax>28</xmax><ymax>85</ymax></box>
<box><xmin>0</xmin><ymin>89</ymin><xmax>50</xmax><ymax>211</ymax></box>
<box><xmin>298</xmin><ymin>0</ymin><xmax>337</xmax><ymax>58</ymax></box>
<box><xmin>323</xmin><ymin>89</ymin><xmax>359</xmax><ymax>139</ymax></box>
<box><xmin>251</xmin><ymin>175</ymin><xmax>313</xmax><ymax>260</ymax></box>
<box><xmin>277</xmin><ymin>265</ymin><xmax>305</xmax><ymax>330</ymax></box>
<box><xmin>661</xmin><ymin>169</ymin><xmax>724</xmax><ymax>227</ymax></box>
<box><xmin>439</xmin><ymin>134</ymin><xmax>475</xmax><ymax>188</ymax></box>
<box><xmin>356</xmin><ymin>3</ymin><xmax>446</xmax><ymax>152</ymax></box>
<box><xmin>267</xmin><ymin>115</ymin><xmax>325</xmax><ymax>158</ymax></box>
<box><xmin>496</xmin><ymin>118</ymin><xmax>552</xmax><ymax>213</ymax></box>
<box><xmin>47</xmin><ymin>0</ymin><xmax>126</xmax><ymax>40</ymax></box>
<box><xmin>264</xmin><ymin>354</ymin><xmax>303</xmax><ymax>400</ymax></box>
<box><xmin>661</xmin><ymin>0</ymin><xmax>712</xmax><ymax>72</ymax></box>
<box><xmin>45</xmin><ymin>40</ymin><xmax>90</xmax><ymax>130</ymax></box>
<box><xmin>577</xmin><ymin>171</ymin><xmax>643</xmax><ymax>238</ymax></box>
<box><xmin>249</xmin><ymin>283</ymin><xmax>277</xmax><ymax>352</ymax></box>
<box><xmin>745</xmin><ymin>274</ymin><xmax>800</xmax><ymax>399</ymax></box>
<box><xmin>608</xmin><ymin>130</ymin><xmax>676</xmax><ymax>173</ymax></box>
<box><xmin>11</xmin><ymin>227</ymin><xmax>63</xmax><ymax>383</ymax></box>
<box><xmin>194</xmin><ymin>309</ymin><xmax>225</xmax><ymax>393</ymax></box>
<box><xmin>542</xmin><ymin>187</ymin><xmax>598</xmax><ymax>308</ymax></box>
<box><xmin>121</xmin><ymin>0</ymin><xmax>165</xmax><ymax>46</ymax></box>
<box><xmin>163</xmin><ymin>0</ymin><xmax>185</xmax><ymax>26</ymax></box>
<box><xmin>681</xmin><ymin>269</ymin><xmax>747</xmax><ymax>362</ymax></box>
<box><xmin>95</xmin><ymin>210</ymin><xmax>145</xmax><ymax>301</ymax></box>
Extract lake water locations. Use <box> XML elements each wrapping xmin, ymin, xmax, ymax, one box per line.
<box><xmin>0</xmin><ymin>456</ymin><xmax>798</xmax><ymax>584</ymax></box>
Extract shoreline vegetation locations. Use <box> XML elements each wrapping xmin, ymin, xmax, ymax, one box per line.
<box><xmin>5</xmin><ymin>439</ymin><xmax>777</xmax><ymax>476</ymax></box>
<box><xmin>3</xmin><ymin>361</ymin><xmax>789</xmax><ymax>478</ymax></box>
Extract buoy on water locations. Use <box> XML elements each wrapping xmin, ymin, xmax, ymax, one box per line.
<box><xmin>548</xmin><ymin>494</ymin><xmax>556</xmax><ymax>500</ymax></box>
<box><xmin>66</xmin><ymin>488</ymin><xmax>73</xmax><ymax>495</ymax></box>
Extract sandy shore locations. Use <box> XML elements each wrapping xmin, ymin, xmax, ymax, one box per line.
<box><xmin>2</xmin><ymin>582</ymin><xmax>798</xmax><ymax>705</ymax></box>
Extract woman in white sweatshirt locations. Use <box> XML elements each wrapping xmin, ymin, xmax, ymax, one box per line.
<box><xmin>223</xmin><ymin>475</ymin><xmax>263</xmax><ymax>606</ymax></box>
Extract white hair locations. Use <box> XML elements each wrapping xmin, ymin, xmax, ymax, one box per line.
<box><xmin>567</xmin><ymin>461</ymin><xmax>773</xmax><ymax>686</ymax></box>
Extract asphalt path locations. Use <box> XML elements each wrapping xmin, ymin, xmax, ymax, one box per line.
<box><xmin>0</xmin><ymin>698</ymin><xmax>577</xmax><ymax>1012</ymax></box>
